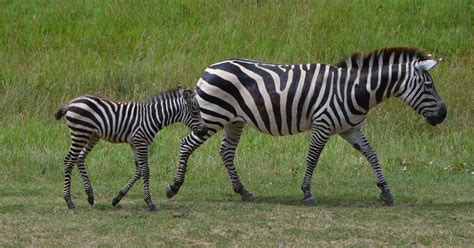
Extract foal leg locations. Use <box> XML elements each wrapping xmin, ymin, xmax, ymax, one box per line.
<box><xmin>340</xmin><ymin>128</ymin><xmax>394</xmax><ymax>205</ymax></box>
<box><xmin>76</xmin><ymin>135</ymin><xmax>99</xmax><ymax>206</ymax></box>
<box><xmin>112</xmin><ymin>146</ymin><xmax>141</xmax><ymax>207</ymax></box>
<box><xmin>138</xmin><ymin>155</ymin><xmax>156</xmax><ymax>211</ymax></box>
<box><xmin>63</xmin><ymin>138</ymin><xmax>88</xmax><ymax>209</ymax></box>
<box><xmin>131</xmin><ymin>141</ymin><xmax>156</xmax><ymax>211</ymax></box>
<box><xmin>220</xmin><ymin>122</ymin><xmax>253</xmax><ymax>201</ymax></box>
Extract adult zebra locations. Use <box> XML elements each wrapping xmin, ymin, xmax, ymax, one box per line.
<box><xmin>55</xmin><ymin>87</ymin><xmax>207</xmax><ymax>210</ymax></box>
<box><xmin>166</xmin><ymin>47</ymin><xmax>447</xmax><ymax>206</ymax></box>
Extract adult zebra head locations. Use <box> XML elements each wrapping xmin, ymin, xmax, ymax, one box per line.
<box><xmin>400</xmin><ymin>57</ymin><xmax>447</xmax><ymax>126</ymax></box>
<box><xmin>339</xmin><ymin>47</ymin><xmax>447</xmax><ymax>127</ymax></box>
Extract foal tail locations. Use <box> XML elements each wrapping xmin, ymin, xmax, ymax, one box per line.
<box><xmin>55</xmin><ymin>106</ymin><xmax>69</xmax><ymax>120</ymax></box>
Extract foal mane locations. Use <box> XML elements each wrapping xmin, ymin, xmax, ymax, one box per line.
<box><xmin>336</xmin><ymin>47</ymin><xmax>431</xmax><ymax>69</ymax></box>
<box><xmin>146</xmin><ymin>87</ymin><xmax>183</xmax><ymax>103</ymax></box>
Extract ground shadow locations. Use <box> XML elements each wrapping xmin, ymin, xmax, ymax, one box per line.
<box><xmin>192</xmin><ymin>193</ymin><xmax>474</xmax><ymax>210</ymax></box>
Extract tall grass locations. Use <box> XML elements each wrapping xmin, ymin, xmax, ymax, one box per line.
<box><xmin>0</xmin><ymin>0</ymin><xmax>473</xmax><ymax>246</ymax></box>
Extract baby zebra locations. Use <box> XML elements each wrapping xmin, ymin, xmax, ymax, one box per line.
<box><xmin>55</xmin><ymin>87</ymin><xmax>207</xmax><ymax>211</ymax></box>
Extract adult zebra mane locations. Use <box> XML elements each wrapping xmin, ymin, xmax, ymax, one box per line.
<box><xmin>336</xmin><ymin>47</ymin><xmax>431</xmax><ymax>69</ymax></box>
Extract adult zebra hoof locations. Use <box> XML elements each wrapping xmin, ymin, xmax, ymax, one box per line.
<box><xmin>112</xmin><ymin>197</ymin><xmax>121</xmax><ymax>206</ymax></box>
<box><xmin>66</xmin><ymin>200</ymin><xmax>75</xmax><ymax>209</ymax></box>
<box><xmin>166</xmin><ymin>185</ymin><xmax>177</xmax><ymax>199</ymax></box>
<box><xmin>380</xmin><ymin>189</ymin><xmax>394</xmax><ymax>206</ymax></box>
<box><xmin>303</xmin><ymin>196</ymin><xmax>317</xmax><ymax>206</ymax></box>
<box><xmin>87</xmin><ymin>195</ymin><xmax>94</xmax><ymax>206</ymax></box>
<box><xmin>148</xmin><ymin>204</ymin><xmax>158</xmax><ymax>211</ymax></box>
<box><xmin>112</xmin><ymin>191</ymin><xmax>126</xmax><ymax>206</ymax></box>
<box><xmin>240</xmin><ymin>190</ymin><xmax>255</xmax><ymax>202</ymax></box>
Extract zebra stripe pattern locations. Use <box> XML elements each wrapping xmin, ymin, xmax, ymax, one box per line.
<box><xmin>166</xmin><ymin>47</ymin><xmax>447</xmax><ymax>205</ymax></box>
<box><xmin>56</xmin><ymin>87</ymin><xmax>207</xmax><ymax>210</ymax></box>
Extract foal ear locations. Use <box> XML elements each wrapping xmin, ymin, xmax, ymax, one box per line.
<box><xmin>182</xmin><ymin>89</ymin><xmax>195</xmax><ymax>101</ymax></box>
<box><xmin>415</xmin><ymin>59</ymin><xmax>439</xmax><ymax>72</ymax></box>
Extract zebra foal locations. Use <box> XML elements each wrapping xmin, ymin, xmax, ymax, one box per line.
<box><xmin>55</xmin><ymin>87</ymin><xmax>207</xmax><ymax>210</ymax></box>
<box><xmin>166</xmin><ymin>47</ymin><xmax>447</xmax><ymax>206</ymax></box>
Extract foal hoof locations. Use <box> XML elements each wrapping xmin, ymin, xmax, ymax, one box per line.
<box><xmin>166</xmin><ymin>185</ymin><xmax>177</xmax><ymax>199</ymax></box>
<box><xmin>303</xmin><ymin>196</ymin><xmax>317</xmax><ymax>206</ymax></box>
<box><xmin>380</xmin><ymin>189</ymin><xmax>394</xmax><ymax>206</ymax></box>
<box><xmin>148</xmin><ymin>204</ymin><xmax>157</xmax><ymax>211</ymax></box>
<box><xmin>241</xmin><ymin>190</ymin><xmax>255</xmax><ymax>202</ymax></box>
<box><xmin>87</xmin><ymin>195</ymin><xmax>94</xmax><ymax>206</ymax></box>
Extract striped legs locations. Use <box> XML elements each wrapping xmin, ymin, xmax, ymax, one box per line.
<box><xmin>220</xmin><ymin>122</ymin><xmax>253</xmax><ymax>201</ymax></box>
<box><xmin>166</xmin><ymin>131</ymin><xmax>209</xmax><ymax>198</ymax></box>
<box><xmin>116</xmin><ymin>141</ymin><xmax>156</xmax><ymax>211</ymax></box>
<box><xmin>112</xmin><ymin>147</ymin><xmax>142</xmax><ymax>208</ymax></box>
<box><xmin>340</xmin><ymin>128</ymin><xmax>394</xmax><ymax>205</ymax></box>
<box><xmin>76</xmin><ymin>136</ymin><xmax>99</xmax><ymax>206</ymax></box>
<box><xmin>301</xmin><ymin>127</ymin><xmax>330</xmax><ymax>206</ymax></box>
<box><xmin>63</xmin><ymin>137</ymin><xmax>89</xmax><ymax>209</ymax></box>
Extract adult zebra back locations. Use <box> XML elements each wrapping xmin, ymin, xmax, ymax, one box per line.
<box><xmin>55</xmin><ymin>87</ymin><xmax>207</xmax><ymax>210</ymax></box>
<box><xmin>166</xmin><ymin>47</ymin><xmax>447</xmax><ymax>206</ymax></box>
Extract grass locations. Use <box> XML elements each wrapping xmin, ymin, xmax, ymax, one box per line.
<box><xmin>1</xmin><ymin>123</ymin><xmax>472</xmax><ymax>246</ymax></box>
<box><xmin>1</xmin><ymin>0</ymin><xmax>473</xmax><ymax>246</ymax></box>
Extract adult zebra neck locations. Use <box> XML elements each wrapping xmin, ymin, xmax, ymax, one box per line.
<box><xmin>339</xmin><ymin>48</ymin><xmax>424</xmax><ymax>113</ymax></box>
<box><xmin>341</xmin><ymin>63</ymin><xmax>405</xmax><ymax>114</ymax></box>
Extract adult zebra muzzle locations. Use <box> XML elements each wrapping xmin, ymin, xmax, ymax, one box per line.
<box><xmin>426</xmin><ymin>103</ymin><xmax>447</xmax><ymax>126</ymax></box>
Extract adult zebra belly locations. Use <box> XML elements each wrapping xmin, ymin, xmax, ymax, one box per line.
<box><xmin>196</xmin><ymin>79</ymin><xmax>314</xmax><ymax>136</ymax></box>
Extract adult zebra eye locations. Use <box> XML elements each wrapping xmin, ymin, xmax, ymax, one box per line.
<box><xmin>425</xmin><ymin>82</ymin><xmax>433</xmax><ymax>89</ymax></box>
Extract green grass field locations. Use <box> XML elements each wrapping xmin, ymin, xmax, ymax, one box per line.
<box><xmin>1</xmin><ymin>0</ymin><xmax>473</xmax><ymax>246</ymax></box>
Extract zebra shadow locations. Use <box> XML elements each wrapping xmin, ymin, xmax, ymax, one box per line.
<box><xmin>182</xmin><ymin>193</ymin><xmax>381</xmax><ymax>208</ymax></box>
<box><xmin>91</xmin><ymin>201</ymin><xmax>180</xmax><ymax>212</ymax></box>
<box><xmin>251</xmin><ymin>194</ymin><xmax>382</xmax><ymax>208</ymax></box>
<box><xmin>251</xmin><ymin>195</ymin><xmax>474</xmax><ymax>209</ymax></box>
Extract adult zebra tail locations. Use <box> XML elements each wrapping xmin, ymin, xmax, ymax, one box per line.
<box><xmin>55</xmin><ymin>106</ymin><xmax>68</xmax><ymax>120</ymax></box>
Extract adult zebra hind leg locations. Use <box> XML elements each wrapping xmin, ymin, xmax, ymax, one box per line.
<box><xmin>112</xmin><ymin>147</ymin><xmax>141</xmax><ymax>207</ymax></box>
<box><xmin>76</xmin><ymin>135</ymin><xmax>99</xmax><ymax>206</ymax></box>
<box><xmin>301</xmin><ymin>127</ymin><xmax>330</xmax><ymax>206</ymax></box>
<box><xmin>166</xmin><ymin>131</ymin><xmax>210</xmax><ymax>198</ymax></box>
<box><xmin>220</xmin><ymin>122</ymin><xmax>254</xmax><ymax>201</ymax></box>
<box><xmin>340</xmin><ymin>128</ymin><xmax>394</xmax><ymax>205</ymax></box>
<box><xmin>63</xmin><ymin>139</ymin><xmax>89</xmax><ymax>209</ymax></box>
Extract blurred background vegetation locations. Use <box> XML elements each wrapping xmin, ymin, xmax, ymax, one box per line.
<box><xmin>1</xmin><ymin>0</ymin><xmax>472</xmax><ymax>124</ymax></box>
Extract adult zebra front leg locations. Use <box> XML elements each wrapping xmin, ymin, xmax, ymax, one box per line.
<box><xmin>220</xmin><ymin>122</ymin><xmax>254</xmax><ymax>201</ymax></box>
<box><xmin>340</xmin><ymin>128</ymin><xmax>394</xmax><ymax>205</ymax></box>
<box><xmin>166</xmin><ymin>131</ymin><xmax>210</xmax><ymax>198</ymax></box>
<box><xmin>301</xmin><ymin>127</ymin><xmax>330</xmax><ymax>206</ymax></box>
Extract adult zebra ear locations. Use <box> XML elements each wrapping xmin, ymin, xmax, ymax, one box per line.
<box><xmin>415</xmin><ymin>59</ymin><xmax>439</xmax><ymax>72</ymax></box>
<box><xmin>182</xmin><ymin>89</ymin><xmax>195</xmax><ymax>102</ymax></box>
